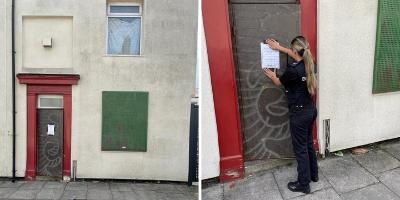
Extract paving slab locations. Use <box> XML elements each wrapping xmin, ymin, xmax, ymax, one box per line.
<box><xmin>8</xmin><ymin>189</ymin><xmax>39</xmax><ymax>199</ymax></box>
<box><xmin>42</xmin><ymin>181</ymin><xmax>66</xmax><ymax>189</ymax></box>
<box><xmin>87</xmin><ymin>189</ymin><xmax>112</xmax><ymax>200</ymax></box>
<box><xmin>35</xmin><ymin>188</ymin><xmax>64</xmax><ymax>199</ymax></box>
<box><xmin>0</xmin><ymin>180</ymin><xmax>196</xmax><ymax>200</ymax></box>
<box><xmin>273</xmin><ymin>164</ymin><xmax>331</xmax><ymax>199</ymax></box>
<box><xmin>223</xmin><ymin>171</ymin><xmax>283</xmax><ymax>200</ymax></box>
<box><xmin>19</xmin><ymin>181</ymin><xmax>45</xmax><ymax>190</ymax></box>
<box><xmin>245</xmin><ymin>159</ymin><xmax>295</xmax><ymax>175</ymax></box>
<box><xmin>318</xmin><ymin>155</ymin><xmax>378</xmax><ymax>194</ymax></box>
<box><xmin>88</xmin><ymin>182</ymin><xmax>110</xmax><ymax>190</ymax></box>
<box><xmin>351</xmin><ymin>150</ymin><xmax>400</xmax><ymax>174</ymax></box>
<box><xmin>189</xmin><ymin>190</ymin><xmax>199</xmax><ymax>200</ymax></box>
<box><xmin>65</xmin><ymin>182</ymin><xmax>88</xmax><ymax>191</ymax></box>
<box><xmin>0</xmin><ymin>181</ymin><xmax>23</xmax><ymax>188</ymax></box>
<box><xmin>290</xmin><ymin>188</ymin><xmax>341</xmax><ymax>200</ymax></box>
<box><xmin>174</xmin><ymin>184</ymin><xmax>197</xmax><ymax>196</ymax></box>
<box><xmin>379</xmin><ymin>168</ymin><xmax>400</xmax><ymax>197</ymax></box>
<box><xmin>378</xmin><ymin>139</ymin><xmax>400</xmax><ymax>149</ymax></box>
<box><xmin>134</xmin><ymin>190</ymin><xmax>179</xmax><ymax>200</ymax></box>
<box><xmin>202</xmin><ymin>184</ymin><xmax>223</xmax><ymax>200</ymax></box>
<box><xmin>381</xmin><ymin>142</ymin><xmax>400</xmax><ymax>161</ymax></box>
<box><xmin>163</xmin><ymin>192</ymin><xmax>195</xmax><ymax>200</ymax></box>
<box><xmin>131</xmin><ymin>183</ymin><xmax>181</xmax><ymax>194</ymax></box>
<box><xmin>111</xmin><ymin>191</ymin><xmax>139</xmax><ymax>200</ymax></box>
<box><xmin>340</xmin><ymin>183</ymin><xmax>400</xmax><ymax>200</ymax></box>
<box><xmin>0</xmin><ymin>187</ymin><xmax>18</xmax><ymax>199</ymax></box>
<box><xmin>110</xmin><ymin>182</ymin><xmax>133</xmax><ymax>192</ymax></box>
<box><xmin>174</xmin><ymin>184</ymin><xmax>195</xmax><ymax>194</ymax></box>
<box><xmin>61</xmin><ymin>189</ymin><xmax>87</xmax><ymax>200</ymax></box>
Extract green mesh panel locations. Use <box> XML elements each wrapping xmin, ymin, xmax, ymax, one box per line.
<box><xmin>102</xmin><ymin>91</ymin><xmax>148</xmax><ymax>151</ymax></box>
<box><xmin>373</xmin><ymin>0</ymin><xmax>400</xmax><ymax>94</ymax></box>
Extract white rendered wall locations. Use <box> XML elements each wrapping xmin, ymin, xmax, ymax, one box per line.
<box><xmin>199</xmin><ymin>14</ymin><xmax>220</xmax><ymax>180</ymax></box>
<box><xmin>8</xmin><ymin>0</ymin><xmax>197</xmax><ymax>181</ymax></box>
<box><xmin>318</xmin><ymin>0</ymin><xmax>400</xmax><ymax>152</ymax></box>
<box><xmin>0</xmin><ymin>0</ymin><xmax>13</xmax><ymax>177</ymax></box>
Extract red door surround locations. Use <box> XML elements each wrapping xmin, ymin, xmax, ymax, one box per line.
<box><xmin>300</xmin><ymin>0</ymin><xmax>319</xmax><ymax>152</ymax></box>
<box><xmin>203</xmin><ymin>0</ymin><xmax>317</xmax><ymax>182</ymax></box>
<box><xmin>202</xmin><ymin>0</ymin><xmax>245</xmax><ymax>182</ymax></box>
<box><xmin>17</xmin><ymin>74</ymin><xmax>80</xmax><ymax>180</ymax></box>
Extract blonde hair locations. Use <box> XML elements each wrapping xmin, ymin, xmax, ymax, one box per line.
<box><xmin>290</xmin><ymin>36</ymin><xmax>317</xmax><ymax>96</ymax></box>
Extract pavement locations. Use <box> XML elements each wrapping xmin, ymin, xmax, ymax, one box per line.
<box><xmin>0</xmin><ymin>180</ymin><xmax>198</xmax><ymax>200</ymax></box>
<box><xmin>202</xmin><ymin>138</ymin><xmax>400</xmax><ymax>200</ymax></box>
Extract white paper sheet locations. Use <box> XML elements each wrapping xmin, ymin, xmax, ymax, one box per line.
<box><xmin>47</xmin><ymin>124</ymin><xmax>55</xmax><ymax>136</ymax></box>
<box><xmin>260</xmin><ymin>43</ymin><xmax>280</xmax><ymax>69</ymax></box>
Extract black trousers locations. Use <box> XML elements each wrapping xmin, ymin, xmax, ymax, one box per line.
<box><xmin>289</xmin><ymin>106</ymin><xmax>318</xmax><ymax>186</ymax></box>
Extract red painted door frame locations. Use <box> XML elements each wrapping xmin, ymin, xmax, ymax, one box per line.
<box><xmin>300</xmin><ymin>0</ymin><xmax>319</xmax><ymax>151</ymax></box>
<box><xmin>203</xmin><ymin>0</ymin><xmax>317</xmax><ymax>182</ymax></box>
<box><xmin>17</xmin><ymin>74</ymin><xmax>79</xmax><ymax>180</ymax></box>
<box><xmin>202</xmin><ymin>0</ymin><xmax>245</xmax><ymax>182</ymax></box>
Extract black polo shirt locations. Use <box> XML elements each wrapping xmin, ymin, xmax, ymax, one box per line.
<box><xmin>280</xmin><ymin>60</ymin><xmax>314</xmax><ymax>110</ymax></box>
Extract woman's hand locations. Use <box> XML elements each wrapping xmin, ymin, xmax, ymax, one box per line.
<box><xmin>263</xmin><ymin>68</ymin><xmax>277</xmax><ymax>79</ymax></box>
<box><xmin>266</xmin><ymin>39</ymin><xmax>280</xmax><ymax>51</ymax></box>
<box><xmin>263</xmin><ymin>68</ymin><xmax>282</xmax><ymax>86</ymax></box>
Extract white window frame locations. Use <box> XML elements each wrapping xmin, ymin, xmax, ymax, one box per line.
<box><xmin>107</xmin><ymin>3</ymin><xmax>142</xmax><ymax>16</ymax></box>
<box><xmin>106</xmin><ymin>3</ymin><xmax>143</xmax><ymax>56</ymax></box>
<box><xmin>37</xmin><ymin>95</ymin><xmax>64</xmax><ymax>109</ymax></box>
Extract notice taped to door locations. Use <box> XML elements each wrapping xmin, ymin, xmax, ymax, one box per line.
<box><xmin>260</xmin><ymin>43</ymin><xmax>280</xmax><ymax>69</ymax></box>
<box><xmin>47</xmin><ymin>124</ymin><xmax>55</xmax><ymax>136</ymax></box>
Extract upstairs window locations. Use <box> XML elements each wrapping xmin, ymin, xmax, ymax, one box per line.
<box><xmin>107</xmin><ymin>4</ymin><xmax>142</xmax><ymax>55</ymax></box>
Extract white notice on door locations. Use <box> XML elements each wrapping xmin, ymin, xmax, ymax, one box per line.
<box><xmin>47</xmin><ymin>124</ymin><xmax>55</xmax><ymax>136</ymax></box>
<box><xmin>260</xmin><ymin>43</ymin><xmax>280</xmax><ymax>69</ymax></box>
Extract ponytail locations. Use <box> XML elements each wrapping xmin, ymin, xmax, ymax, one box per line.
<box><xmin>291</xmin><ymin>36</ymin><xmax>317</xmax><ymax>96</ymax></box>
<box><xmin>303</xmin><ymin>49</ymin><xmax>317</xmax><ymax>95</ymax></box>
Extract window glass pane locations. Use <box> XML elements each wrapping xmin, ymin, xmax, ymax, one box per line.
<box><xmin>38</xmin><ymin>96</ymin><xmax>63</xmax><ymax>108</ymax></box>
<box><xmin>108</xmin><ymin>17</ymin><xmax>141</xmax><ymax>55</ymax></box>
<box><xmin>110</xmin><ymin>6</ymin><xmax>140</xmax><ymax>14</ymax></box>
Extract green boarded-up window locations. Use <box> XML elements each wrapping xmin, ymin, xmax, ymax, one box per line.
<box><xmin>373</xmin><ymin>0</ymin><xmax>400</xmax><ymax>93</ymax></box>
<box><xmin>102</xmin><ymin>91</ymin><xmax>148</xmax><ymax>151</ymax></box>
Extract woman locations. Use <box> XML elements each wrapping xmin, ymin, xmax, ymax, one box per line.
<box><xmin>264</xmin><ymin>36</ymin><xmax>318</xmax><ymax>194</ymax></box>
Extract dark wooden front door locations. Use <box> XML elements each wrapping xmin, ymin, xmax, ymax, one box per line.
<box><xmin>230</xmin><ymin>0</ymin><xmax>300</xmax><ymax>160</ymax></box>
<box><xmin>37</xmin><ymin>109</ymin><xmax>64</xmax><ymax>177</ymax></box>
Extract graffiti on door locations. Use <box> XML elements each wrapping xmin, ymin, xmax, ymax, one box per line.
<box><xmin>231</xmin><ymin>3</ymin><xmax>300</xmax><ymax>160</ymax></box>
<box><xmin>37</xmin><ymin>110</ymin><xmax>64</xmax><ymax>177</ymax></box>
<box><xmin>237</xmin><ymin>57</ymin><xmax>294</xmax><ymax>159</ymax></box>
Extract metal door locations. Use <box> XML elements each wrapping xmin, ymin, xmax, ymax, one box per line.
<box><xmin>37</xmin><ymin>109</ymin><xmax>64</xmax><ymax>177</ymax></box>
<box><xmin>230</xmin><ymin>0</ymin><xmax>300</xmax><ymax>160</ymax></box>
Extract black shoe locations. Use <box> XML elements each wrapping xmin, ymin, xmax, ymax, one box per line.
<box><xmin>287</xmin><ymin>181</ymin><xmax>310</xmax><ymax>194</ymax></box>
<box><xmin>311</xmin><ymin>176</ymin><xmax>319</xmax><ymax>182</ymax></box>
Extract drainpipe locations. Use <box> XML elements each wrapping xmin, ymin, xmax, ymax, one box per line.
<box><xmin>11</xmin><ymin>0</ymin><xmax>16</xmax><ymax>182</ymax></box>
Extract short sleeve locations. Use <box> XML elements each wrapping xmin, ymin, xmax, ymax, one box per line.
<box><xmin>279</xmin><ymin>67</ymin><xmax>297</xmax><ymax>87</ymax></box>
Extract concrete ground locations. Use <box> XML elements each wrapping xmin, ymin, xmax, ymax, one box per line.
<box><xmin>0</xmin><ymin>180</ymin><xmax>198</xmax><ymax>200</ymax></box>
<box><xmin>203</xmin><ymin>138</ymin><xmax>400</xmax><ymax>200</ymax></box>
